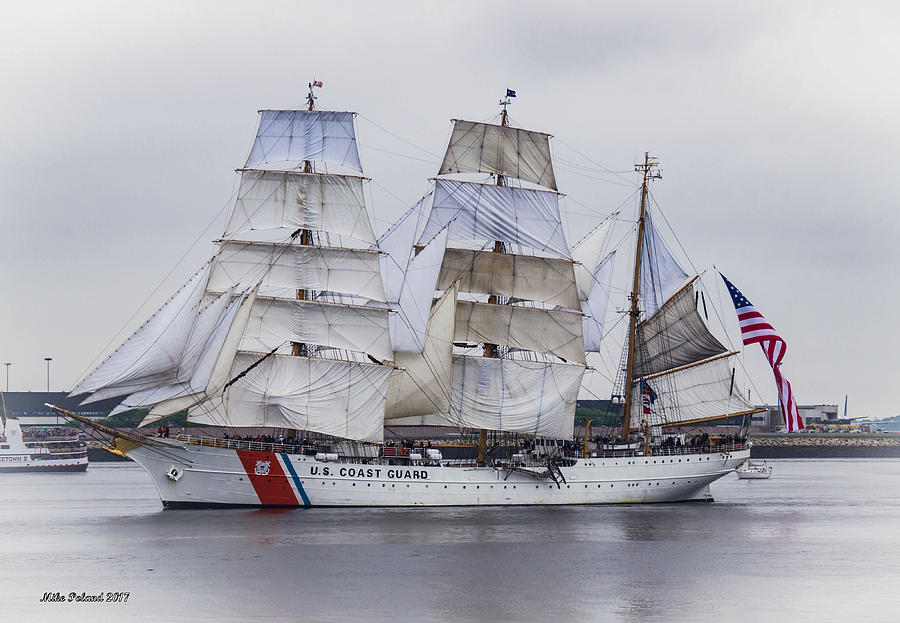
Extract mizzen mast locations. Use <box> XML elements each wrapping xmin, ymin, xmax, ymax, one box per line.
<box><xmin>621</xmin><ymin>153</ymin><xmax>660</xmax><ymax>442</ymax></box>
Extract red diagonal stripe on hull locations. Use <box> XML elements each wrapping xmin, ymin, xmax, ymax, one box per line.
<box><xmin>236</xmin><ymin>450</ymin><xmax>299</xmax><ymax>506</ymax></box>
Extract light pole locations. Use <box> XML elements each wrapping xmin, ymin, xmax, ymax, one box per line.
<box><xmin>4</xmin><ymin>362</ymin><xmax>9</xmax><ymax>392</ymax></box>
<box><xmin>44</xmin><ymin>357</ymin><xmax>52</xmax><ymax>392</ymax></box>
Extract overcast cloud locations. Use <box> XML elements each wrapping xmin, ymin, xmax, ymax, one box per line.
<box><xmin>1</xmin><ymin>1</ymin><xmax>897</xmax><ymax>417</ymax></box>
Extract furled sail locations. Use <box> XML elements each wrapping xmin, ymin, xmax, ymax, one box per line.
<box><xmin>73</xmin><ymin>264</ymin><xmax>211</xmax><ymax>400</ymax></box>
<box><xmin>571</xmin><ymin>214</ymin><xmax>616</xmax><ymax>300</ymax></box>
<box><xmin>240</xmin><ymin>296</ymin><xmax>392</xmax><ymax>361</ymax></box>
<box><xmin>245</xmin><ymin>110</ymin><xmax>362</xmax><ymax>172</ymax></box>
<box><xmin>224</xmin><ymin>170</ymin><xmax>375</xmax><ymax>244</ymax></box>
<box><xmin>389</xmin><ymin>226</ymin><xmax>449</xmax><ymax>353</ymax></box>
<box><xmin>629</xmin><ymin>353</ymin><xmax>754</xmax><ymax>429</ymax></box>
<box><xmin>634</xmin><ymin>278</ymin><xmax>728</xmax><ymax>378</ymax></box>
<box><xmin>640</xmin><ymin>211</ymin><xmax>688</xmax><ymax>317</ymax></box>
<box><xmin>208</xmin><ymin>240</ymin><xmax>386</xmax><ymax>302</ymax></box>
<box><xmin>438</xmin><ymin>119</ymin><xmax>557</xmax><ymax>190</ymax></box>
<box><xmin>449</xmin><ymin>356</ymin><xmax>584</xmax><ymax>438</ymax></box>
<box><xmin>454</xmin><ymin>301</ymin><xmax>585</xmax><ymax>364</ymax></box>
<box><xmin>189</xmin><ymin>352</ymin><xmax>391</xmax><ymax>442</ymax></box>
<box><xmin>384</xmin><ymin>284</ymin><xmax>457</xmax><ymax>420</ymax></box>
<box><xmin>582</xmin><ymin>251</ymin><xmax>615</xmax><ymax>352</ymax></box>
<box><xmin>418</xmin><ymin>179</ymin><xmax>570</xmax><ymax>259</ymax></box>
<box><xmin>436</xmin><ymin>248</ymin><xmax>579</xmax><ymax>309</ymax></box>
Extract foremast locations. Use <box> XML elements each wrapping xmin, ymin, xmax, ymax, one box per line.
<box><xmin>621</xmin><ymin>154</ymin><xmax>660</xmax><ymax>444</ymax></box>
<box><xmin>291</xmin><ymin>81</ymin><xmax>319</xmax><ymax>358</ymax></box>
<box><xmin>192</xmin><ymin>82</ymin><xmax>394</xmax><ymax>441</ymax></box>
<box><xmin>72</xmin><ymin>84</ymin><xmax>394</xmax><ymax>443</ymax></box>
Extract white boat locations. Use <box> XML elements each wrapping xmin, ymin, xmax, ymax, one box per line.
<box><xmin>51</xmin><ymin>85</ymin><xmax>773</xmax><ymax>507</ymax></box>
<box><xmin>736</xmin><ymin>460</ymin><xmax>772</xmax><ymax>480</ymax></box>
<box><xmin>0</xmin><ymin>417</ymin><xmax>88</xmax><ymax>472</ymax></box>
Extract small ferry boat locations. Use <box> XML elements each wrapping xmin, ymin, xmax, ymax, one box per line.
<box><xmin>0</xmin><ymin>418</ymin><xmax>88</xmax><ymax>472</ymax></box>
<box><xmin>736</xmin><ymin>460</ymin><xmax>772</xmax><ymax>480</ymax></box>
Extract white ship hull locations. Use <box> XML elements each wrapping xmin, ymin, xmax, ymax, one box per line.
<box><xmin>126</xmin><ymin>440</ymin><xmax>749</xmax><ymax>508</ymax></box>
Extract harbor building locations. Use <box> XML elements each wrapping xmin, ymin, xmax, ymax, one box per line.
<box><xmin>751</xmin><ymin>404</ymin><xmax>840</xmax><ymax>431</ymax></box>
<box><xmin>0</xmin><ymin>392</ymin><xmax>122</xmax><ymax>426</ymax></box>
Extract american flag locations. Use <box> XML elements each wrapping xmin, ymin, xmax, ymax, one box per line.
<box><xmin>311</xmin><ymin>80</ymin><xmax>323</xmax><ymax>88</ymax></box>
<box><xmin>721</xmin><ymin>273</ymin><xmax>803</xmax><ymax>431</ymax></box>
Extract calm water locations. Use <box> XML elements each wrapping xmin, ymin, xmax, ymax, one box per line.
<box><xmin>1</xmin><ymin>460</ymin><xmax>898</xmax><ymax>622</ymax></box>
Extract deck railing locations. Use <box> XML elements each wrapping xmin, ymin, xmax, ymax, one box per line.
<box><xmin>176</xmin><ymin>435</ymin><xmax>316</xmax><ymax>456</ymax></box>
<box><xmin>577</xmin><ymin>442</ymin><xmax>747</xmax><ymax>459</ymax></box>
<box><xmin>174</xmin><ymin>434</ymin><xmax>746</xmax><ymax>461</ymax></box>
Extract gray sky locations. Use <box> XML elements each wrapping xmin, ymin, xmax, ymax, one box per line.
<box><xmin>1</xmin><ymin>1</ymin><xmax>897</xmax><ymax>418</ymax></box>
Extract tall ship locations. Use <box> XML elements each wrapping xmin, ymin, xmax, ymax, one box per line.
<box><xmin>52</xmin><ymin>86</ymin><xmax>763</xmax><ymax>507</ymax></box>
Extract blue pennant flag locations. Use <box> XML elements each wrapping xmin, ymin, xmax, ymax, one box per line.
<box><xmin>506</xmin><ymin>88</ymin><xmax>516</xmax><ymax>98</ymax></box>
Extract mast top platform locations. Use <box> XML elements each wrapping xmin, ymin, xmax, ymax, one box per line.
<box><xmin>635</xmin><ymin>152</ymin><xmax>662</xmax><ymax>181</ymax></box>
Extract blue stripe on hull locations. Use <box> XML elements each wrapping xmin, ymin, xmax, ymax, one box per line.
<box><xmin>280</xmin><ymin>453</ymin><xmax>311</xmax><ymax>506</ymax></box>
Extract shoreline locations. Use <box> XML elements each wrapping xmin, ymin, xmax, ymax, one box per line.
<box><xmin>749</xmin><ymin>433</ymin><xmax>900</xmax><ymax>458</ymax></box>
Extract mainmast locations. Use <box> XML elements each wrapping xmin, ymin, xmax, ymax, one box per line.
<box><xmin>620</xmin><ymin>153</ymin><xmax>660</xmax><ymax>441</ymax></box>
<box><xmin>476</xmin><ymin>92</ymin><xmax>512</xmax><ymax>467</ymax></box>
<box><xmin>418</xmin><ymin>90</ymin><xmax>583</xmax><ymax>442</ymax></box>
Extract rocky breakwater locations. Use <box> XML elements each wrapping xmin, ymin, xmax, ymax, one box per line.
<box><xmin>750</xmin><ymin>433</ymin><xmax>900</xmax><ymax>458</ymax></box>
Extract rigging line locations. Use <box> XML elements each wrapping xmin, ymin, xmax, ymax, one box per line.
<box><xmin>370</xmin><ymin>178</ymin><xmax>430</xmax><ymax>215</ymax></box>
<box><xmin>554</xmin><ymin>164</ymin><xmax>635</xmax><ymax>187</ymax></box>
<box><xmin>646</xmin><ymin>190</ymin><xmax>701</xmax><ymax>277</ymax></box>
<box><xmin>73</xmin><ymin>188</ymin><xmax>238</xmax><ymax>386</ymax></box>
<box><xmin>378</xmin><ymin>191</ymin><xmax>431</xmax><ymax>243</ymax></box>
<box><xmin>580</xmin><ymin>380</ymin><xmax>616</xmax><ymax>400</ymax></box>
<box><xmin>358</xmin><ymin>143</ymin><xmax>441</xmax><ymax>165</ymax></box>
<box><xmin>592</xmin><ymin>313</ymin><xmax>628</xmax><ymax>381</ymax></box>
<box><xmin>356</xmin><ymin>114</ymin><xmax>443</xmax><ymax>160</ymax></box>
<box><xmin>564</xmin><ymin>188</ymin><xmax>638</xmax><ymax>223</ymax></box>
<box><xmin>554</xmin><ymin>156</ymin><xmax>633</xmax><ymax>175</ymax></box>
<box><xmin>602</xmin><ymin>218</ymin><xmax>640</xmax><ymax>262</ymax></box>
<box><xmin>584</xmin><ymin>360</ymin><xmax>616</xmax><ymax>385</ymax></box>
<box><xmin>551</xmin><ymin>137</ymin><xmax>634</xmax><ymax>185</ymax></box>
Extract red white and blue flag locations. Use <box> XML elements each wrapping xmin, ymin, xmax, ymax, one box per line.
<box><xmin>640</xmin><ymin>379</ymin><xmax>658</xmax><ymax>415</ymax></box>
<box><xmin>720</xmin><ymin>273</ymin><xmax>803</xmax><ymax>431</ymax></box>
